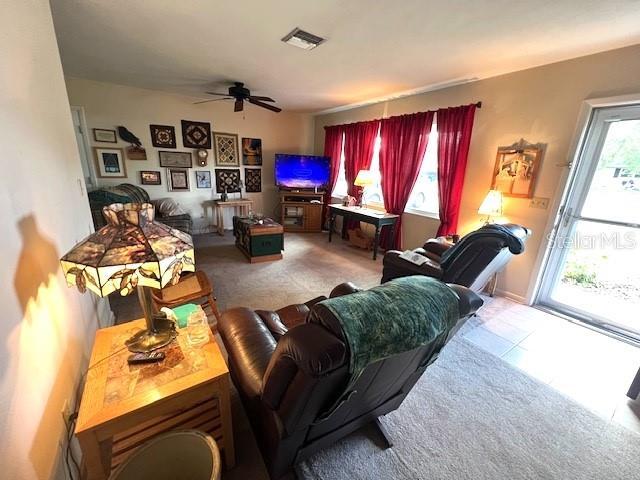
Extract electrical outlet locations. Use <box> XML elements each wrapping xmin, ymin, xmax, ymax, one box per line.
<box><xmin>529</xmin><ymin>197</ymin><xmax>549</xmax><ymax>209</ymax></box>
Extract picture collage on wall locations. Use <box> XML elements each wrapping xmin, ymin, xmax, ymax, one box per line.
<box><xmin>91</xmin><ymin>119</ymin><xmax>263</xmax><ymax>197</ymax></box>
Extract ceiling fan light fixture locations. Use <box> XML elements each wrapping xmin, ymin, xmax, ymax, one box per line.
<box><xmin>281</xmin><ymin>27</ymin><xmax>325</xmax><ymax>50</ymax></box>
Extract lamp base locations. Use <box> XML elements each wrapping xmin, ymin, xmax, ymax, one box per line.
<box><xmin>125</xmin><ymin>327</ymin><xmax>177</xmax><ymax>353</ymax></box>
<box><xmin>125</xmin><ymin>286</ymin><xmax>177</xmax><ymax>353</ymax></box>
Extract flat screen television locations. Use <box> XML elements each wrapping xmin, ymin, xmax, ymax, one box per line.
<box><xmin>275</xmin><ymin>154</ymin><xmax>331</xmax><ymax>190</ymax></box>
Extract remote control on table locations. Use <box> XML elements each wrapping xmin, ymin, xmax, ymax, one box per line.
<box><xmin>127</xmin><ymin>351</ymin><xmax>165</xmax><ymax>364</ymax></box>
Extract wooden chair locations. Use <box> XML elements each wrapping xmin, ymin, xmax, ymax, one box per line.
<box><xmin>151</xmin><ymin>271</ymin><xmax>221</xmax><ymax>329</ymax></box>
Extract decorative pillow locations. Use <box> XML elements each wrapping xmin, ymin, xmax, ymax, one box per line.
<box><xmin>152</xmin><ymin>198</ymin><xmax>187</xmax><ymax>217</ymax></box>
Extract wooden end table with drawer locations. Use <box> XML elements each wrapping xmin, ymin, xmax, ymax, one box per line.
<box><xmin>75</xmin><ymin>318</ymin><xmax>235</xmax><ymax>479</ymax></box>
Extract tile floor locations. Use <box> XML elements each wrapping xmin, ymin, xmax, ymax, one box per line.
<box><xmin>464</xmin><ymin>295</ymin><xmax>640</xmax><ymax>433</ymax></box>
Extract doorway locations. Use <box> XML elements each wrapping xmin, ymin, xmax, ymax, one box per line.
<box><xmin>537</xmin><ymin>104</ymin><xmax>640</xmax><ymax>342</ymax></box>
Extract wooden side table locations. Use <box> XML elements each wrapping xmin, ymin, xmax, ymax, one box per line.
<box><xmin>214</xmin><ymin>199</ymin><xmax>253</xmax><ymax>235</ymax></box>
<box><xmin>75</xmin><ymin>319</ymin><xmax>235</xmax><ymax>479</ymax></box>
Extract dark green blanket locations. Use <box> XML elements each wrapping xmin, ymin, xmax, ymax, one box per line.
<box><xmin>321</xmin><ymin>276</ymin><xmax>459</xmax><ymax>410</ymax></box>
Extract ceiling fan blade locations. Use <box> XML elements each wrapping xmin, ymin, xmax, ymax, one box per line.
<box><xmin>248</xmin><ymin>95</ymin><xmax>275</xmax><ymax>102</ymax></box>
<box><xmin>193</xmin><ymin>97</ymin><xmax>232</xmax><ymax>105</ymax></box>
<box><xmin>234</xmin><ymin>99</ymin><xmax>244</xmax><ymax>112</ymax></box>
<box><xmin>248</xmin><ymin>98</ymin><xmax>282</xmax><ymax>113</ymax></box>
<box><xmin>205</xmin><ymin>91</ymin><xmax>233</xmax><ymax>96</ymax></box>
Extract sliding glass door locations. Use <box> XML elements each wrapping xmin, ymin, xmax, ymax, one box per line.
<box><xmin>537</xmin><ymin>104</ymin><xmax>640</xmax><ymax>342</ymax></box>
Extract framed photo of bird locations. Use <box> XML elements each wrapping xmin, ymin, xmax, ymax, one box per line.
<box><xmin>181</xmin><ymin>120</ymin><xmax>212</xmax><ymax>149</ymax></box>
<box><xmin>150</xmin><ymin>124</ymin><xmax>176</xmax><ymax>148</ymax></box>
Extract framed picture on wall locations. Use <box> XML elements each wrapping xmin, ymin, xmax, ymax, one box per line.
<box><xmin>149</xmin><ymin>124</ymin><xmax>177</xmax><ymax>148</ymax></box>
<box><xmin>244</xmin><ymin>168</ymin><xmax>261</xmax><ymax>192</ymax></box>
<box><xmin>215</xmin><ymin>169</ymin><xmax>241</xmax><ymax>193</ymax></box>
<box><xmin>242</xmin><ymin>137</ymin><xmax>262</xmax><ymax>165</ymax></box>
<box><xmin>195</xmin><ymin>171</ymin><xmax>212</xmax><ymax>189</ymax></box>
<box><xmin>167</xmin><ymin>168</ymin><xmax>190</xmax><ymax>191</ymax></box>
<box><xmin>213</xmin><ymin>132</ymin><xmax>239</xmax><ymax>166</ymax></box>
<box><xmin>93</xmin><ymin>147</ymin><xmax>127</xmax><ymax>178</ymax></box>
<box><xmin>140</xmin><ymin>170</ymin><xmax>161</xmax><ymax>185</ymax></box>
<box><xmin>181</xmin><ymin>120</ymin><xmax>212</xmax><ymax>149</ymax></box>
<box><xmin>159</xmin><ymin>151</ymin><xmax>192</xmax><ymax>168</ymax></box>
<box><xmin>93</xmin><ymin>128</ymin><xmax>117</xmax><ymax>143</ymax></box>
<box><xmin>491</xmin><ymin>145</ymin><xmax>543</xmax><ymax>198</ymax></box>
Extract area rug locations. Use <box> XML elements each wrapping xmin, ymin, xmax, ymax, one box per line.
<box><xmin>298</xmin><ymin>338</ymin><xmax>640</xmax><ymax>479</ymax></box>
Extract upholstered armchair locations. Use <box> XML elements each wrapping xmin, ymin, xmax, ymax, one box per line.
<box><xmin>218</xmin><ymin>278</ymin><xmax>483</xmax><ymax>479</ymax></box>
<box><xmin>381</xmin><ymin>223</ymin><xmax>531</xmax><ymax>292</ymax></box>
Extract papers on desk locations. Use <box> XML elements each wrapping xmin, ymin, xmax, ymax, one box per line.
<box><xmin>398</xmin><ymin>250</ymin><xmax>428</xmax><ymax>266</ymax></box>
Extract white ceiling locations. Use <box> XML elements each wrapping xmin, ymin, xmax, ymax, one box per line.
<box><xmin>51</xmin><ymin>0</ymin><xmax>640</xmax><ymax>113</ymax></box>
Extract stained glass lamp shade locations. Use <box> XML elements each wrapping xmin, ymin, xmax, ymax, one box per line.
<box><xmin>61</xmin><ymin>203</ymin><xmax>195</xmax><ymax>351</ymax></box>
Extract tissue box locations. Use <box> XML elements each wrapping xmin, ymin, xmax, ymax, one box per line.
<box><xmin>171</xmin><ymin>303</ymin><xmax>200</xmax><ymax>328</ymax></box>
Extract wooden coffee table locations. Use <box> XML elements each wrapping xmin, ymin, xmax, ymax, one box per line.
<box><xmin>75</xmin><ymin>319</ymin><xmax>235</xmax><ymax>479</ymax></box>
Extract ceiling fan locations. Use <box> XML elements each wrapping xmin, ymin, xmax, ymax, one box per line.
<box><xmin>194</xmin><ymin>82</ymin><xmax>282</xmax><ymax>113</ymax></box>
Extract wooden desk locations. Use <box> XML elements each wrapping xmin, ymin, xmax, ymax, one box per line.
<box><xmin>214</xmin><ymin>199</ymin><xmax>253</xmax><ymax>235</ymax></box>
<box><xmin>75</xmin><ymin>319</ymin><xmax>234</xmax><ymax>479</ymax></box>
<box><xmin>328</xmin><ymin>204</ymin><xmax>399</xmax><ymax>260</ymax></box>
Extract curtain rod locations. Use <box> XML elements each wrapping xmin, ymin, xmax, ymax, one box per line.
<box><xmin>325</xmin><ymin>102</ymin><xmax>481</xmax><ymax>130</ymax></box>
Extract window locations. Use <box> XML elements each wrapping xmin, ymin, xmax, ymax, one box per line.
<box><xmin>334</xmin><ymin>119</ymin><xmax>439</xmax><ymax>218</ymax></box>
<box><xmin>332</xmin><ymin>137</ymin><xmax>348</xmax><ymax>197</ymax></box>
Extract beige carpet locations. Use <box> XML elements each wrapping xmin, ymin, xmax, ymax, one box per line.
<box><xmin>110</xmin><ymin>231</ymin><xmax>382</xmax><ymax>323</ymax></box>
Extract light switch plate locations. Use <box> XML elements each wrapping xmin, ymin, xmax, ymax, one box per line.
<box><xmin>529</xmin><ymin>197</ymin><xmax>549</xmax><ymax>209</ymax></box>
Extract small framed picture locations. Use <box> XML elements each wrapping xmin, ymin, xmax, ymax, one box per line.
<box><xmin>93</xmin><ymin>128</ymin><xmax>117</xmax><ymax>143</ymax></box>
<box><xmin>140</xmin><ymin>170</ymin><xmax>161</xmax><ymax>185</ymax></box>
<box><xmin>242</xmin><ymin>138</ymin><xmax>262</xmax><ymax>165</ymax></box>
<box><xmin>150</xmin><ymin>124</ymin><xmax>176</xmax><ymax>148</ymax></box>
<box><xmin>245</xmin><ymin>168</ymin><xmax>261</xmax><ymax>192</ymax></box>
<box><xmin>167</xmin><ymin>168</ymin><xmax>190</xmax><ymax>191</ymax></box>
<box><xmin>93</xmin><ymin>147</ymin><xmax>127</xmax><ymax>178</ymax></box>
<box><xmin>195</xmin><ymin>170</ymin><xmax>212</xmax><ymax>189</ymax></box>
<box><xmin>215</xmin><ymin>169</ymin><xmax>241</xmax><ymax>193</ymax></box>
<box><xmin>213</xmin><ymin>132</ymin><xmax>240</xmax><ymax>166</ymax></box>
<box><xmin>491</xmin><ymin>145</ymin><xmax>543</xmax><ymax>198</ymax></box>
<box><xmin>159</xmin><ymin>151</ymin><xmax>192</xmax><ymax>168</ymax></box>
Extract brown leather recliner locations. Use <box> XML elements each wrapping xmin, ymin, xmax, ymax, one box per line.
<box><xmin>382</xmin><ymin>223</ymin><xmax>531</xmax><ymax>291</ymax></box>
<box><xmin>218</xmin><ymin>281</ymin><xmax>483</xmax><ymax>479</ymax></box>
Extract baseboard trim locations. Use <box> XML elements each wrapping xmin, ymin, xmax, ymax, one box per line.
<box><xmin>494</xmin><ymin>289</ymin><xmax>527</xmax><ymax>304</ymax></box>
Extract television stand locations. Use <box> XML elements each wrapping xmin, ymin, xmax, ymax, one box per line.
<box><xmin>280</xmin><ymin>191</ymin><xmax>324</xmax><ymax>232</ymax></box>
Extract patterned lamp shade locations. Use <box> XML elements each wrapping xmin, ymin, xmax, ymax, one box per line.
<box><xmin>60</xmin><ymin>203</ymin><xmax>195</xmax><ymax>297</ymax></box>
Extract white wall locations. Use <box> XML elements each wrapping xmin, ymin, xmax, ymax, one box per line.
<box><xmin>65</xmin><ymin>78</ymin><xmax>315</xmax><ymax>232</ymax></box>
<box><xmin>314</xmin><ymin>44</ymin><xmax>640</xmax><ymax>301</ymax></box>
<box><xmin>0</xmin><ymin>1</ymin><xmax>110</xmax><ymax>479</ymax></box>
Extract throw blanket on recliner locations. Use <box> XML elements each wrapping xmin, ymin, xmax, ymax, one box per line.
<box><xmin>320</xmin><ymin>276</ymin><xmax>459</xmax><ymax>413</ymax></box>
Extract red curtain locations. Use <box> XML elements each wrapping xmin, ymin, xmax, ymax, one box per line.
<box><xmin>436</xmin><ymin>104</ymin><xmax>477</xmax><ymax>236</ymax></box>
<box><xmin>343</xmin><ymin>120</ymin><xmax>380</xmax><ymax>200</ymax></box>
<box><xmin>322</xmin><ymin>125</ymin><xmax>345</xmax><ymax>226</ymax></box>
<box><xmin>379</xmin><ymin>111</ymin><xmax>435</xmax><ymax>249</ymax></box>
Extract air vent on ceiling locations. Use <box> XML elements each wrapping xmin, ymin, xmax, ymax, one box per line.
<box><xmin>281</xmin><ymin>28</ymin><xmax>325</xmax><ymax>50</ymax></box>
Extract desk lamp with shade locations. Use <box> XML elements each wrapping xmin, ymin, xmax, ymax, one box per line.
<box><xmin>353</xmin><ymin>169</ymin><xmax>379</xmax><ymax>208</ymax></box>
<box><xmin>60</xmin><ymin>203</ymin><xmax>195</xmax><ymax>352</ymax></box>
<box><xmin>478</xmin><ymin>190</ymin><xmax>503</xmax><ymax>224</ymax></box>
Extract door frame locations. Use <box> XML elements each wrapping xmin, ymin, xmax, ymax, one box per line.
<box><xmin>70</xmin><ymin>105</ymin><xmax>97</xmax><ymax>189</ymax></box>
<box><xmin>530</xmin><ymin>94</ymin><xmax>640</xmax><ymax>334</ymax></box>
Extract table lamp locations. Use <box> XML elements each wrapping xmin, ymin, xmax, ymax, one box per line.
<box><xmin>354</xmin><ymin>169</ymin><xmax>378</xmax><ymax>208</ymax></box>
<box><xmin>478</xmin><ymin>190</ymin><xmax>503</xmax><ymax>223</ymax></box>
<box><xmin>60</xmin><ymin>203</ymin><xmax>195</xmax><ymax>352</ymax></box>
